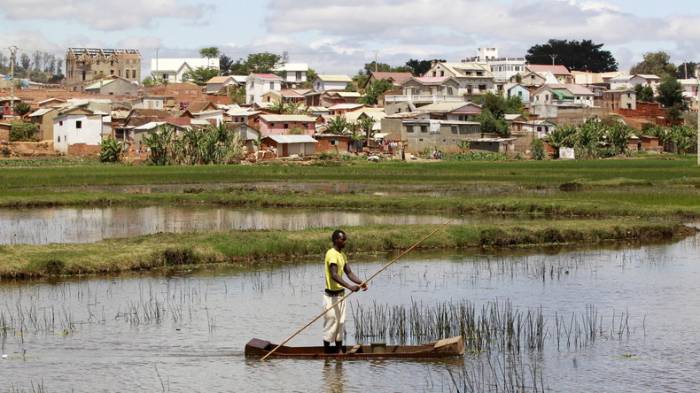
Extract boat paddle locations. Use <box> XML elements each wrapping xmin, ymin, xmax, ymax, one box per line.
<box><xmin>260</xmin><ymin>221</ymin><xmax>453</xmax><ymax>361</ymax></box>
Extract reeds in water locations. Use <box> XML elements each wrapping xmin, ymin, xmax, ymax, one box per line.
<box><xmin>352</xmin><ymin>299</ymin><xmax>636</xmax><ymax>354</ymax></box>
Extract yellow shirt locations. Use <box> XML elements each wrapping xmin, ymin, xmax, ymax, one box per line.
<box><xmin>324</xmin><ymin>248</ymin><xmax>347</xmax><ymax>291</ymax></box>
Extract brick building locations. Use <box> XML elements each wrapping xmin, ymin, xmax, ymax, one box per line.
<box><xmin>65</xmin><ymin>48</ymin><xmax>141</xmax><ymax>91</ymax></box>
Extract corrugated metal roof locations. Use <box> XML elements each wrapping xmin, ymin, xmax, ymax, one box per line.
<box><xmin>264</xmin><ymin>135</ymin><xmax>318</xmax><ymax>143</ymax></box>
<box><xmin>260</xmin><ymin>114</ymin><xmax>317</xmax><ymax>122</ymax></box>
<box><xmin>317</xmin><ymin>75</ymin><xmax>352</xmax><ymax>82</ymax></box>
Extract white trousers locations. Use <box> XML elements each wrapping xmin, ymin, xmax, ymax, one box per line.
<box><xmin>322</xmin><ymin>294</ymin><xmax>346</xmax><ymax>343</ymax></box>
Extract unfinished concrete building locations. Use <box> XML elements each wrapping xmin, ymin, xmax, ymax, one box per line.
<box><xmin>65</xmin><ymin>48</ymin><xmax>141</xmax><ymax>91</ymax></box>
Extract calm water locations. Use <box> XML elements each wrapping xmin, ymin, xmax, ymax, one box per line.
<box><xmin>1</xmin><ymin>234</ymin><xmax>699</xmax><ymax>392</ymax></box>
<box><xmin>0</xmin><ymin>207</ymin><xmax>465</xmax><ymax>245</ymax></box>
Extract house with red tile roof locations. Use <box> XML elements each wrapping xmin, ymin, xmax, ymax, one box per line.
<box><xmin>364</xmin><ymin>72</ymin><xmax>413</xmax><ymax>88</ymax></box>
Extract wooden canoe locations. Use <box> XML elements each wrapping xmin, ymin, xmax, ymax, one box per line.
<box><xmin>245</xmin><ymin>336</ymin><xmax>465</xmax><ymax>359</ymax></box>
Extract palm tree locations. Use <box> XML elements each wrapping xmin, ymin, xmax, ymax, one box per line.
<box><xmin>357</xmin><ymin>115</ymin><xmax>375</xmax><ymax>145</ymax></box>
<box><xmin>199</xmin><ymin>47</ymin><xmax>220</xmax><ymax>69</ymax></box>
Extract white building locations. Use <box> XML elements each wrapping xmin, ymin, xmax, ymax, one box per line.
<box><xmin>314</xmin><ymin>75</ymin><xmax>352</xmax><ymax>91</ymax></box>
<box><xmin>273</xmin><ymin>63</ymin><xmax>309</xmax><ymax>84</ymax></box>
<box><xmin>423</xmin><ymin>62</ymin><xmax>495</xmax><ymax>96</ymax></box>
<box><xmin>531</xmin><ymin>84</ymin><xmax>595</xmax><ymax>107</ymax></box>
<box><xmin>150</xmin><ymin>58</ymin><xmax>220</xmax><ymax>83</ymax></box>
<box><xmin>53</xmin><ymin>103</ymin><xmax>109</xmax><ymax>153</ymax></box>
<box><xmin>246</xmin><ymin>73</ymin><xmax>283</xmax><ymax>105</ymax></box>
<box><xmin>609</xmin><ymin>74</ymin><xmax>661</xmax><ymax>93</ymax></box>
<box><xmin>465</xmin><ymin>48</ymin><xmax>527</xmax><ymax>84</ymax></box>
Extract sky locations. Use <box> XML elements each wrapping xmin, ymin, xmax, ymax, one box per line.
<box><xmin>0</xmin><ymin>0</ymin><xmax>698</xmax><ymax>76</ymax></box>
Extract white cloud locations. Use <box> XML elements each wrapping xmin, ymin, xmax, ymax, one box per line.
<box><xmin>0</xmin><ymin>0</ymin><xmax>214</xmax><ymax>30</ymax></box>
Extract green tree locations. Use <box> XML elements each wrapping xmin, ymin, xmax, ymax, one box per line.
<box><xmin>606</xmin><ymin>122</ymin><xmax>632</xmax><ymax>155</ymax></box>
<box><xmin>10</xmin><ymin>122</ymin><xmax>38</xmax><ymax>141</ymax></box>
<box><xmin>574</xmin><ymin>120</ymin><xmax>605</xmax><ymax>159</ymax></box>
<box><xmin>630</xmin><ymin>51</ymin><xmax>676</xmax><ymax>78</ymax></box>
<box><xmin>676</xmin><ymin>62</ymin><xmax>698</xmax><ymax>79</ymax></box>
<box><xmin>547</xmin><ymin>125</ymin><xmax>577</xmax><ymax>150</ymax></box>
<box><xmin>99</xmin><ymin>138</ymin><xmax>124</xmax><ymax>163</ymax></box>
<box><xmin>360</xmin><ymin>80</ymin><xmax>393</xmax><ymax>105</ymax></box>
<box><xmin>143</xmin><ymin>125</ymin><xmax>175</xmax><ymax>165</ymax></box>
<box><xmin>244</xmin><ymin>52</ymin><xmax>283</xmax><ymax>73</ymax></box>
<box><xmin>530</xmin><ymin>138</ymin><xmax>546</xmax><ymax>160</ymax></box>
<box><xmin>142</xmin><ymin>76</ymin><xmax>156</xmax><ymax>87</ymax></box>
<box><xmin>13</xmin><ymin>102</ymin><xmax>31</xmax><ymax>117</ymax></box>
<box><xmin>477</xmin><ymin>92</ymin><xmax>523</xmax><ymax>118</ymax></box>
<box><xmin>219</xmin><ymin>54</ymin><xmax>234</xmax><ymax>75</ymax></box>
<box><xmin>357</xmin><ymin>115</ymin><xmax>376</xmax><ymax>144</ymax></box>
<box><xmin>657</xmin><ymin>77</ymin><xmax>687</xmax><ymax>122</ymax></box>
<box><xmin>326</xmin><ymin>117</ymin><xmax>349</xmax><ymax>135</ymax></box>
<box><xmin>478</xmin><ymin>108</ymin><xmax>509</xmax><ymax>137</ymax></box>
<box><xmin>525</xmin><ymin>39</ymin><xmax>618</xmax><ymax>72</ymax></box>
<box><xmin>199</xmin><ymin>47</ymin><xmax>220</xmax><ymax>68</ymax></box>
<box><xmin>634</xmin><ymin>84</ymin><xmax>654</xmax><ymax>102</ymax></box>
<box><xmin>227</xmin><ymin>85</ymin><xmax>246</xmax><ymax>104</ymax></box>
<box><xmin>183</xmin><ymin>67</ymin><xmax>219</xmax><ymax>85</ymax></box>
<box><xmin>405</xmin><ymin>59</ymin><xmax>445</xmax><ymax>76</ymax></box>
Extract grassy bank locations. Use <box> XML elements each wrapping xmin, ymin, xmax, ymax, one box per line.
<box><xmin>1</xmin><ymin>186</ymin><xmax>699</xmax><ymax>218</ymax></box>
<box><xmin>1</xmin><ymin>156</ymin><xmax>699</xmax><ymax>191</ymax></box>
<box><xmin>0</xmin><ymin>220</ymin><xmax>693</xmax><ymax>279</ymax></box>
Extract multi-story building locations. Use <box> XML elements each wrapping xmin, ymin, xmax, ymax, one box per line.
<box><xmin>423</xmin><ymin>62</ymin><xmax>495</xmax><ymax>96</ymax></box>
<box><xmin>464</xmin><ymin>48</ymin><xmax>527</xmax><ymax>86</ymax></box>
<box><xmin>65</xmin><ymin>48</ymin><xmax>141</xmax><ymax>91</ymax></box>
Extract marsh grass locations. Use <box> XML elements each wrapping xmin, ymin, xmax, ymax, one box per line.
<box><xmin>0</xmin><ymin>221</ymin><xmax>691</xmax><ymax>279</ymax></box>
<box><xmin>352</xmin><ymin>299</ymin><xmax>637</xmax><ymax>354</ymax></box>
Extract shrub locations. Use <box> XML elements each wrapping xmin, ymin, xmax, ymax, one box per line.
<box><xmin>531</xmin><ymin>138</ymin><xmax>545</xmax><ymax>160</ymax></box>
<box><xmin>9</xmin><ymin>122</ymin><xmax>39</xmax><ymax>141</ymax></box>
<box><xmin>99</xmin><ymin>138</ymin><xmax>124</xmax><ymax>162</ymax></box>
<box><xmin>13</xmin><ymin>102</ymin><xmax>32</xmax><ymax>117</ymax></box>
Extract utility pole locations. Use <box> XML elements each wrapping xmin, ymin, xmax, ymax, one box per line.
<box><xmin>696</xmin><ymin>65</ymin><xmax>699</xmax><ymax>166</ymax></box>
<box><xmin>374</xmin><ymin>50</ymin><xmax>379</xmax><ymax>72</ymax></box>
<box><xmin>549</xmin><ymin>54</ymin><xmax>558</xmax><ymax>66</ymax></box>
<box><xmin>8</xmin><ymin>45</ymin><xmax>18</xmax><ymax>115</ymax></box>
<box><xmin>155</xmin><ymin>47</ymin><xmax>159</xmax><ymax>82</ymax></box>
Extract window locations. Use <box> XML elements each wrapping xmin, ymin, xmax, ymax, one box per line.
<box><xmin>57</xmin><ymin>136</ymin><xmax>61</xmax><ymax>142</ymax></box>
<box><xmin>125</xmin><ymin>70</ymin><xmax>130</xmax><ymax>79</ymax></box>
<box><xmin>76</xmin><ymin>121</ymin><xmax>82</xmax><ymax>129</ymax></box>
<box><xmin>420</xmin><ymin>125</ymin><xmax>428</xmax><ymax>133</ymax></box>
<box><xmin>518</xmin><ymin>91</ymin><xmax>523</xmax><ymax>97</ymax></box>
<box><xmin>537</xmin><ymin>126</ymin><xmax>542</xmax><ymax>132</ymax></box>
<box><xmin>59</xmin><ymin>120</ymin><xmax>63</xmax><ymax>126</ymax></box>
<box><xmin>284</xmin><ymin>123</ymin><xmax>289</xmax><ymax>129</ymax></box>
<box><xmin>476</xmin><ymin>72</ymin><xmax>483</xmax><ymax>76</ymax></box>
<box><xmin>296</xmin><ymin>71</ymin><xmax>302</xmax><ymax>80</ymax></box>
<box><xmin>269</xmin><ymin>82</ymin><xmax>274</xmax><ymax>89</ymax></box>
<box><xmin>440</xmin><ymin>71</ymin><xmax>444</xmax><ymax>77</ymax></box>
<box><xmin>479</xmin><ymin>84</ymin><xmax>487</xmax><ymax>91</ymax></box>
<box><xmin>110</xmin><ymin>70</ymin><xmax>114</xmax><ymax>75</ymax></box>
<box><xmin>406</xmin><ymin>125</ymin><xmax>414</xmax><ymax>133</ymax></box>
<box><xmin>451</xmin><ymin>126</ymin><xmax>458</xmax><ymax>134</ymax></box>
<box><xmin>432</xmin><ymin>71</ymin><xmax>436</xmax><ymax>77</ymax></box>
<box><xmin>270</xmin><ymin>123</ymin><xmax>275</xmax><ymax>127</ymax></box>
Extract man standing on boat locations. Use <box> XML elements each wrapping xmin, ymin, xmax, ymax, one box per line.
<box><xmin>323</xmin><ymin>229</ymin><xmax>367</xmax><ymax>354</ymax></box>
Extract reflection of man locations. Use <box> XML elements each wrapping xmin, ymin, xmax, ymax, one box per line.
<box><xmin>323</xmin><ymin>230</ymin><xmax>368</xmax><ymax>354</ymax></box>
<box><xmin>323</xmin><ymin>360</ymin><xmax>345</xmax><ymax>393</ymax></box>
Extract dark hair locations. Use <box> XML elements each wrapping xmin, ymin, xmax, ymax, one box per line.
<box><xmin>331</xmin><ymin>229</ymin><xmax>346</xmax><ymax>242</ymax></box>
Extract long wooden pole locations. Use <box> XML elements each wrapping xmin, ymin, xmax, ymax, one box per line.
<box><xmin>260</xmin><ymin>221</ymin><xmax>452</xmax><ymax>361</ymax></box>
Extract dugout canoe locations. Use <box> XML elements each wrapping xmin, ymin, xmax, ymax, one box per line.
<box><xmin>245</xmin><ymin>336</ymin><xmax>464</xmax><ymax>359</ymax></box>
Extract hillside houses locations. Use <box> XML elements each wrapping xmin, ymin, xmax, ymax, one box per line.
<box><xmin>151</xmin><ymin>58</ymin><xmax>219</xmax><ymax>83</ymax></box>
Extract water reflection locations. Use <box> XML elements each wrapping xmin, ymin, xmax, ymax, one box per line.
<box><xmin>323</xmin><ymin>361</ymin><xmax>346</xmax><ymax>393</ymax></box>
<box><xmin>1</xmin><ymin>234</ymin><xmax>700</xmax><ymax>392</ymax></box>
<box><xmin>0</xmin><ymin>207</ymin><xmax>460</xmax><ymax>245</ymax></box>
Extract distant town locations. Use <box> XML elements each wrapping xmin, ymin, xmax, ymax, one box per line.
<box><xmin>0</xmin><ymin>41</ymin><xmax>697</xmax><ymax>162</ymax></box>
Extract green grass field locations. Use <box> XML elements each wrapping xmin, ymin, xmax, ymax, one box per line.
<box><xmin>1</xmin><ymin>157</ymin><xmax>699</xmax><ymax>279</ymax></box>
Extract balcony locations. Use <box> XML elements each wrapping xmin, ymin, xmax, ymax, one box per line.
<box><xmin>384</xmin><ymin>95</ymin><xmax>465</xmax><ymax>104</ymax></box>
